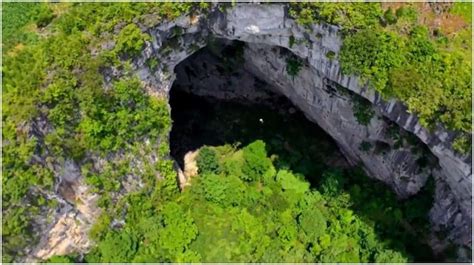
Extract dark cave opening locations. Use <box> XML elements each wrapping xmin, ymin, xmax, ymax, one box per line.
<box><xmin>169</xmin><ymin>88</ymin><xmax>350</xmax><ymax>185</ymax></box>
<box><xmin>168</xmin><ymin>39</ymin><xmax>439</xmax><ymax>261</ymax></box>
<box><xmin>169</xmin><ymin>39</ymin><xmax>350</xmax><ymax>185</ymax></box>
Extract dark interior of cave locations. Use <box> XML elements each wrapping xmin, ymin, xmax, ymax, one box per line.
<box><xmin>169</xmin><ymin>39</ymin><xmax>349</xmax><ymax>186</ymax></box>
<box><xmin>168</xmin><ymin>40</ymin><xmax>440</xmax><ymax>261</ymax></box>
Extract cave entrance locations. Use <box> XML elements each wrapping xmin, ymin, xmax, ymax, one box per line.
<box><xmin>167</xmin><ymin>39</ymin><xmax>439</xmax><ymax>261</ymax></box>
<box><xmin>169</xmin><ymin>39</ymin><xmax>349</xmax><ymax>185</ymax></box>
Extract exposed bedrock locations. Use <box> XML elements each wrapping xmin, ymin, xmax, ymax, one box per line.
<box><xmin>126</xmin><ymin>4</ymin><xmax>471</xmax><ymax>248</ymax></box>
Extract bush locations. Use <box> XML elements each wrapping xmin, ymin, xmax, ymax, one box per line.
<box><xmin>352</xmin><ymin>97</ymin><xmax>375</xmax><ymax>126</ymax></box>
<box><xmin>114</xmin><ymin>24</ymin><xmax>151</xmax><ymax>57</ymax></box>
<box><xmin>242</xmin><ymin>140</ymin><xmax>272</xmax><ymax>182</ymax></box>
<box><xmin>98</xmin><ymin>230</ymin><xmax>139</xmax><ymax>262</ymax></box>
<box><xmin>45</xmin><ymin>255</ymin><xmax>77</xmax><ymax>263</ymax></box>
<box><xmin>383</xmin><ymin>8</ymin><xmax>398</xmax><ymax>25</ymax></box>
<box><xmin>452</xmin><ymin>135</ymin><xmax>471</xmax><ymax>155</ymax></box>
<box><xmin>286</xmin><ymin>57</ymin><xmax>303</xmax><ymax>78</ymax></box>
<box><xmin>320</xmin><ymin>170</ymin><xmax>345</xmax><ymax>196</ymax></box>
<box><xmin>197</xmin><ymin>147</ymin><xmax>220</xmax><ymax>174</ymax></box>
<box><xmin>201</xmin><ymin>173</ymin><xmax>244</xmax><ymax>207</ymax></box>
<box><xmin>325</xmin><ymin>50</ymin><xmax>336</xmax><ymax>60</ymax></box>
<box><xmin>35</xmin><ymin>6</ymin><xmax>55</xmax><ymax>28</ymax></box>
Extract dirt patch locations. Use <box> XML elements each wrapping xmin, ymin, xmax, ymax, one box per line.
<box><xmin>382</xmin><ymin>2</ymin><xmax>468</xmax><ymax>36</ymax></box>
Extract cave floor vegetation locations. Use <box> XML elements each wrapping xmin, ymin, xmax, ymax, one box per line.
<box><xmin>168</xmin><ymin>90</ymin><xmax>438</xmax><ymax>262</ymax></box>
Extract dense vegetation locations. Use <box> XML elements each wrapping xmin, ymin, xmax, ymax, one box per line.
<box><xmin>289</xmin><ymin>2</ymin><xmax>472</xmax><ymax>153</ymax></box>
<box><xmin>2</xmin><ymin>2</ymin><xmax>207</xmax><ymax>262</ymax></box>
<box><xmin>50</xmin><ymin>139</ymin><xmax>435</xmax><ymax>262</ymax></box>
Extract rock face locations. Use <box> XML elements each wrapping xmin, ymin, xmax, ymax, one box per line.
<box><xmin>130</xmin><ymin>4</ymin><xmax>471</xmax><ymax>249</ymax></box>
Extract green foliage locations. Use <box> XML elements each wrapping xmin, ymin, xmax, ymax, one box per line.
<box><xmin>289</xmin><ymin>35</ymin><xmax>296</xmax><ymax>48</ymax></box>
<box><xmin>383</xmin><ymin>8</ymin><xmax>398</xmax><ymax>25</ymax></box>
<box><xmin>375</xmin><ymin>249</ymin><xmax>408</xmax><ymax>263</ymax></box>
<box><xmin>2</xmin><ymin>3</ymin><xmax>43</xmax><ymax>52</ymax></box>
<box><xmin>146</xmin><ymin>57</ymin><xmax>159</xmax><ymax>71</ymax></box>
<box><xmin>197</xmin><ymin>146</ymin><xmax>220</xmax><ymax>174</ymax></box>
<box><xmin>114</xmin><ymin>24</ymin><xmax>151</xmax><ymax>57</ymax></box>
<box><xmin>290</xmin><ymin>2</ymin><xmax>472</xmax><ymax>136</ymax></box>
<box><xmin>325</xmin><ymin>50</ymin><xmax>336</xmax><ymax>60</ymax></box>
<box><xmin>352</xmin><ymin>97</ymin><xmax>375</xmax><ymax>126</ymax></box>
<box><xmin>201</xmin><ymin>173</ymin><xmax>244</xmax><ymax>207</ymax></box>
<box><xmin>158</xmin><ymin>202</ymin><xmax>198</xmax><ymax>253</ymax></box>
<box><xmin>35</xmin><ymin>5</ymin><xmax>55</xmax><ymax>28</ymax></box>
<box><xmin>241</xmin><ymin>140</ymin><xmax>273</xmax><ymax>182</ymax></box>
<box><xmin>78</xmin><ymin>77</ymin><xmax>171</xmax><ymax>152</ymax></box>
<box><xmin>286</xmin><ymin>57</ymin><xmax>303</xmax><ymax>78</ymax></box>
<box><xmin>320</xmin><ymin>169</ymin><xmax>345</xmax><ymax>196</ymax></box>
<box><xmin>450</xmin><ymin>2</ymin><xmax>472</xmax><ymax>23</ymax></box>
<box><xmin>452</xmin><ymin>135</ymin><xmax>471</xmax><ymax>155</ymax></box>
<box><xmin>298</xmin><ymin>207</ymin><xmax>327</xmax><ymax>240</ymax></box>
<box><xmin>276</xmin><ymin>170</ymin><xmax>309</xmax><ymax>195</ymax></box>
<box><xmin>45</xmin><ymin>255</ymin><xmax>77</xmax><ymax>263</ymax></box>
<box><xmin>395</xmin><ymin>6</ymin><xmax>418</xmax><ymax>23</ymax></box>
<box><xmin>79</xmin><ymin>139</ymin><xmax>434</xmax><ymax>262</ymax></box>
<box><xmin>96</xmin><ymin>229</ymin><xmax>139</xmax><ymax>262</ymax></box>
<box><xmin>359</xmin><ymin>141</ymin><xmax>373</xmax><ymax>152</ymax></box>
<box><xmin>289</xmin><ymin>3</ymin><xmax>383</xmax><ymax>31</ymax></box>
<box><xmin>340</xmin><ymin>29</ymin><xmax>405</xmax><ymax>92</ymax></box>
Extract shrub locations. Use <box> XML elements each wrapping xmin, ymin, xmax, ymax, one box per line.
<box><xmin>320</xmin><ymin>170</ymin><xmax>345</xmax><ymax>196</ymax></box>
<box><xmin>286</xmin><ymin>57</ymin><xmax>303</xmax><ymax>78</ymax></box>
<box><xmin>241</xmin><ymin>140</ymin><xmax>272</xmax><ymax>182</ymax></box>
<box><xmin>197</xmin><ymin>147</ymin><xmax>220</xmax><ymax>174</ymax></box>
<box><xmin>452</xmin><ymin>135</ymin><xmax>471</xmax><ymax>155</ymax></box>
<box><xmin>289</xmin><ymin>35</ymin><xmax>296</xmax><ymax>48</ymax></box>
<box><xmin>298</xmin><ymin>207</ymin><xmax>327</xmax><ymax>239</ymax></box>
<box><xmin>114</xmin><ymin>24</ymin><xmax>151</xmax><ymax>57</ymax></box>
<box><xmin>201</xmin><ymin>173</ymin><xmax>244</xmax><ymax>207</ymax></box>
<box><xmin>35</xmin><ymin>6</ymin><xmax>55</xmax><ymax>28</ymax></box>
<box><xmin>383</xmin><ymin>8</ymin><xmax>398</xmax><ymax>25</ymax></box>
<box><xmin>325</xmin><ymin>50</ymin><xmax>336</xmax><ymax>60</ymax></box>
<box><xmin>359</xmin><ymin>141</ymin><xmax>373</xmax><ymax>152</ymax></box>
<box><xmin>352</xmin><ymin>98</ymin><xmax>375</xmax><ymax>126</ymax></box>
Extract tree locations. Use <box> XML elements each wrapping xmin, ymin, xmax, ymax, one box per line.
<box><xmin>96</xmin><ymin>229</ymin><xmax>138</xmax><ymax>262</ymax></box>
<box><xmin>242</xmin><ymin>140</ymin><xmax>273</xmax><ymax>182</ymax></box>
<box><xmin>201</xmin><ymin>173</ymin><xmax>244</xmax><ymax>207</ymax></box>
<box><xmin>276</xmin><ymin>170</ymin><xmax>309</xmax><ymax>194</ymax></box>
<box><xmin>158</xmin><ymin>202</ymin><xmax>198</xmax><ymax>254</ymax></box>
<box><xmin>197</xmin><ymin>147</ymin><xmax>220</xmax><ymax>174</ymax></box>
<box><xmin>375</xmin><ymin>249</ymin><xmax>408</xmax><ymax>263</ymax></box>
<box><xmin>298</xmin><ymin>207</ymin><xmax>327</xmax><ymax>240</ymax></box>
<box><xmin>319</xmin><ymin>169</ymin><xmax>345</xmax><ymax>196</ymax></box>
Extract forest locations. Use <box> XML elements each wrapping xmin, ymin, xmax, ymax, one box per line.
<box><xmin>2</xmin><ymin>2</ymin><xmax>471</xmax><ymax>263</ymax></box>
<box><xmin>47</xmin><ymin>140</ymin><xmax>436</xmax><ymax>262</ymax></box>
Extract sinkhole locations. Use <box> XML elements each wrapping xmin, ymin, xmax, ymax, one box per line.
<box><xmin>169</xmin><ymin>39</ymin><xmax>350</xmax><ymax>184</ymax></box>
<box><xmin>168</xmin><ymin>39</ymin><xmax>438</xmax><ymax>261</ymax></box>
